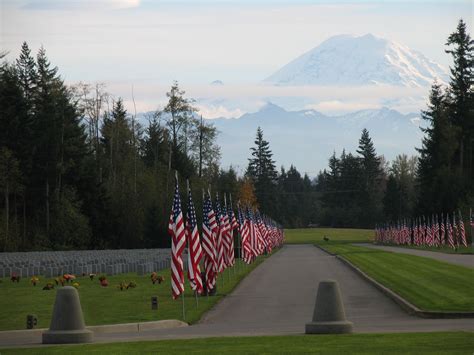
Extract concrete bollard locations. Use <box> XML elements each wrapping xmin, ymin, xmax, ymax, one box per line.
<box><xmin>42</xmin><ymin>286</ymin><xmax>94</xmax><ymax>344</ymax></box>
<box><xmin>305</xmin><ymin>280</ymin><xmax>353</xmax><ymax>334</ymax></box>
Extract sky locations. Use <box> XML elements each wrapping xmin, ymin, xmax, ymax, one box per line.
<box><xmin>1</xmin><ymin>0</ymin><xmax>471</xmax><ymax>117</ymax></box>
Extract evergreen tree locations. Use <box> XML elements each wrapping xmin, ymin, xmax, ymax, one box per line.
<box><xmin>445</xmin><ymin>19</ymin><xmax>474</xmax><ymax>180</ymax></box>
<box><xmin>246</xmin><ymin>127</ymin><xmax>278</xmax><ymax>216</ymax></box>
<box><xmin>356</xmin><ymin>129</ymin><xmax>383</xmax><ymax>227</ymax></box>
<box><xmin>383</xmin><ymin>174</ymin><xmax>399</xmax><ymax>222</ymax></box>
<box><xmin>416</xmin><ymin>82</ymin><xmax>461</xmax><ymax>213</ymax></box>
<box><xmin>15</xmin><ymin>42</ymin><xmax>37</xmax><ymax>112</ymax></box>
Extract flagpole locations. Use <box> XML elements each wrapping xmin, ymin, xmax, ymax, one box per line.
<box><xmin>470</xmin><ymin>208</ymin><xmax>473</xmax><ymax>248</ymax></box>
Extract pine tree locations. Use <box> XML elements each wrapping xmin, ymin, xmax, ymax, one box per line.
<box><xmin>445</xmin><ymin>19</ymin><xmax>474</xmax><ymax>179</ymax></box>
<box><xmin>356</xmin><ymin>129</ymin><xmax>383</xmax><ymax>227</ymax></box>
<box><xmin>15</xmin><ymin>42</ymin><xmax>37</xmax><ymax>111</ymax></box>
<box><xmin>416</xmin><ymin>81</ymin><xmax>460</xmax><ymax>213</ymax></box>
<box><xmin>247</xmin><ymin>127</ymin><xmax>277</xmax><ymax>181</ymax></box>
<box><xmin>246</xmin><ymin>127</ymin><xmax>278</xmax><ymax>215</ymax></box>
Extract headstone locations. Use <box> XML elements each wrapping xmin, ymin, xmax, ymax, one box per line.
<box><xmin>151</xmin><ymin>296</ymin><xmax>158</xmax><ymax>310</ymax></box>
<box><xmin>26</xmin><ymin>314</ymin><xmax>38</xmax><ymax>329</ymax></box>
<box><xmin>106</xmin><ymin>265</ymin><xmax>114</xmax><ymax>276</ymax></box>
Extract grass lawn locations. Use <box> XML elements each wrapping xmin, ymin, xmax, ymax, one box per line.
<box><xmin>285</xmin><ymin>228</ymin><xmax>374</xmax><ymax>244</ymax></box>
<box><xmin>2</xmin><ymin>332</ymin><xmax>473</xmax><ymax>354</ymax></box>
<box><xmin>382</xmin><ymin>244</ymin><xmax>474</xmax><ymax>255</ymax></box>
<box><xmin>0</xmin><ymin>255</ymin><xmax>269</xmax><ymax>331</ymax></box>
<box><xmin>321</xmin><ymin>244</ymin><xmax>474</xmax><ymax>312</ymax></box>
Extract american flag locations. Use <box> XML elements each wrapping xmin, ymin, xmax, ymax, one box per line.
<box><xmin>168</xmin><ymin>176</ymin><xmax>186</xmax><ymax>299</ymax></box>
<box><xmin>447</xmin><ymin>214</ymin><xmax>455</xmax><ymax>249</ymax></box>
<box><xmin>453</xmin><ymin>213</ymin><xmax>459</xmax><ymax>248</ymax></box>
<box><xmin>185</xmin><ymin>183</ymin><xmax>203</xmax><ymax>294</ymax></box>
<box><xmin>238</xmin><ymin>205</ymin><xmax>252</xmax><ymax>264</ymax></box>
<box><xmin>440</xmin><ymin>214</ymin><xmax>445</xmax><ymax>245</ymax></box>
<box><xmin>202</xmin><ymin>191</ymin><xmax>217</xmax><ymax>291</ymax></box>
<box><xmin>214</xmin><ymin>194</ymin><xmax>226</xmax><ymax>273</ymax></box>
<box><xmin>246</xmin><ymin>207</ymin><xmax>258</xmax><ymax>259</ymax></box>
<box><xmin>221</xmin><ymin>200</ymin><xmax>233</xmax><ymax>267</ymax></box>
<box><xmin>458</xmin><ymin>211</ymin><xmax>468</xmax><ymax>248</ymax></box>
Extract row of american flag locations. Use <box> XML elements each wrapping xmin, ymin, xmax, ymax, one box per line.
<box><xmin>168</xmin><ymin>176</ymin><xmax>284</xmax><ymax>300</ymax></box>
<box><xmin>374</xmin><ymin>210</ymin><xmax>473</xmax><ymax>249</ymax></box>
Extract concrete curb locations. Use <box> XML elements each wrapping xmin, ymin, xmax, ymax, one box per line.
<box><xmin>0</xmin><ymin>320</ymin><xmax>188</xmax><ymax>342</ymax></box>
<box><xmin>316</xmin><ymin>245</ymin><xmax>474</xmax><ymax>319</ymax></box>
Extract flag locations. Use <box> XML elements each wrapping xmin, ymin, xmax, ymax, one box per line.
<box><xmin>222</xmin><ymin>200</ymin><xmax>234</xmax><ymax>267</ymax></box>
<box><xmin>458</xmin><ymin>211</ymin><xmax>468</xmax><ymax>248</ymax></box>
<box><xmin>440</xmin><ymin>214</ymin><xmax>445</xmax><ymax>246</ymax></box>
<box><xmin>185</xmin><ymin>183</ymin><xmax>203</xmax><ymax>294</ymax></box>
<box><xmin>168</xmin><ymin>176</ymin><xmax>186</xmax><ymax>299</ymax></box>
<box><xmin>201</xmin><ymin>191</ymin><xmax>217</xmax><ymax>291</ymax></box>
<box><xmin>238</xmin><ymin>205</ymin><xmax>252</xmax><ymax>264</ymax></box>
<box><xmin>453</xmin><ymin>213</ymin><xmax>459</xmax><ymax>248</ymax></box>
<box><xmin>447</xmin><ymin>214</ymin><xmax>455</xmax><ymax>249</ymax></box>
<box><xmin>246</xmin><ymin>208</ymin><xmax>258</xmax><ymax>259</ymax></box>
<box><xmin>215</xmin><ymin>194</ymin><xmax>226</xmax><ymax>273</ymax></box>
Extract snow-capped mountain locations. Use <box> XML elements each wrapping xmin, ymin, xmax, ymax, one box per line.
<box><xmin>211</xmin><ymin>103</ymin><xmax>422</xmax><ymax>174</ymax></box>
<box><xmin>264</xmin><ymin>34</ymin><xmax>448</xmax><ymax>87</ymax></box>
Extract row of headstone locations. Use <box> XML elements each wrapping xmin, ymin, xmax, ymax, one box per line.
<box><xmin>0</xmin><ymin>248</ymin><xmax>172</xmax><ymax>278</ymax></box>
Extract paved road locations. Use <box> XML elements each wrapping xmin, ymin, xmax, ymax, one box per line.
<box><xmin>1</xmin><ymin>245</ymin><xmax>473</xmax><ymax>348</ymax></box>
<box><xmin>356</xmin><ymin>243</ymin><xmax>474</xmax><ymax>268</ymax></box>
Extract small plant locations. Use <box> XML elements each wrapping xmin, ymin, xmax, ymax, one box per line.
<box><xmin>43</xmin><ymin>282</ymin><xmax>55</xmax><ymax>290</ymax></box>
<box><xmin>30</xmin><ymin>276</ymin><xmax>40</xmax><ymax>286</ymax></box>
<box><xmin>151</xmin><ymin>272</ymin><xmax>165</xmax><ymax>285</ymax></box>
<box><xmin>54</xmin><ymin>277</ymin><xmax>65</xmax><ymax>286</ymax></box>
<box><xmin>98</xmin><ymin>275</ymin><xmax>107</xmax><ymax>282</ymax></box>
<box><xmin>100</xmin><ymin>277</ymin><xmax>108</xmax><ymax>287</ymax></box>
<box><xmin>117</xmin><ymin>281</ymin><xmax>137</xmax><ymax>291</ymax></box>
<box><xmin>63</xmin><ymin>274</ymin><xmax>76</xmax><ymax>283</ymax></box>
<box><xmin>11</xmin><ymin>273</ymin><xmax>20</xmax><ymax>283</ymax></box>
<box><xmin>127</xmin><ymin>281</ymin><xmax>137</xmax><ymax>289</ymax></box>
<box><xmin>72</xmin><ymin>282</ymin><xmax>80</xmax><ymax>289</ymax></box>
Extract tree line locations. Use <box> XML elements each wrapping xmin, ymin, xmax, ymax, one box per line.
<box><xmin>0</xmin><ymin>19</ymin><xmax>472</xmax><ymax>251</ymax></box>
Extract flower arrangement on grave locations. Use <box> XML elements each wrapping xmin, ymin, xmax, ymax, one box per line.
<box><xmin>151</xmin><ymin>272</ymin><xmax>165</xmax><ymax>285</ymax></box>
<box><xmin>10</xmin><ymin>273</ymin><xmax>20</xmax><ymax>283</ymax></box>
<box><xmin>30</xmin><ymin>276</ymin><xmax>40</xmax><ymax>286</ymax></box>
<box><xmin>128</xmin><ymin>281</ymin><xmax>137</xmax><ymax>289</ymax></box>
<box><xmin>117</xmin><ymin>281</ymin><xmax>137</xmax><ymax>291</ymax></box>
<box><xmin>63</xmin><ymin>274</ymin><xmax>76</xmax><ymax>283</ymax></box>
<box><xmin>72</xmin><ymin>282</ymin><xmax>80</xmax><ymax>289</ymax></box>
<box><xmin>89</xmin><ymin>273</ymin><xmax>96</xmax><ymax>281</ymax></box>
<box><xmin>99</xmin><ymin>275</ymin><xmax>108</xmax><ymax>287</ymax></box>
<box><xmin>43</xmin><ymin>282</ymin><xmax>55</xmax><ymax>290</ymax></box>
<box><xmin>54</xmin><ymin>277</ymin><xmax>65</xmax><ymax>286</ymax></box>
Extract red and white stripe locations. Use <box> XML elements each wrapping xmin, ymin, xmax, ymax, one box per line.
<box><xmin>168</xmin><ymin>178</ymin><xmax>186</xmax><ymax>299</ymax></box>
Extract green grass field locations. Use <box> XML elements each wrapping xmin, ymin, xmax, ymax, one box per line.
<box><xmin>321</xmin><ymin>244</ymin><xmax>474</xmax><ymax>312</ymax></box>
<box><xmin>0</xmin><ymin>256</ymin><xmax>268</xmax><ymax>331</ymax></box>
<box><xmin>384</xmin><ymin>244</ymin><xmax>474</xmax><ymax>255</ymax></box>
<box><xmin>2</xmin><ymin>332</ymin><xmax>473</xmax><ymax>354</ymax></box>
<box><xmin>284</xmin><ymin>228</ymin><xmax>374</xmax><ymax>244</ymax></box>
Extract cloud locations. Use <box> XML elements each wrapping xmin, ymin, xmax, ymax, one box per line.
<box><xmin>23</xmin><ymin>0</ymin><xmax>141</xmax><ymax>11</ymax></box>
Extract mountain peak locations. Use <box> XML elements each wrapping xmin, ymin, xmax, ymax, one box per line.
<box><xmin>263</xmin><ymin>34</ymin><xmax>448</xmax><ymax>87</ymax></box>
<box><xmin>259</xmin><ymin>102</ymin><xmax>286</xmax><ymax>113</ymax></box>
